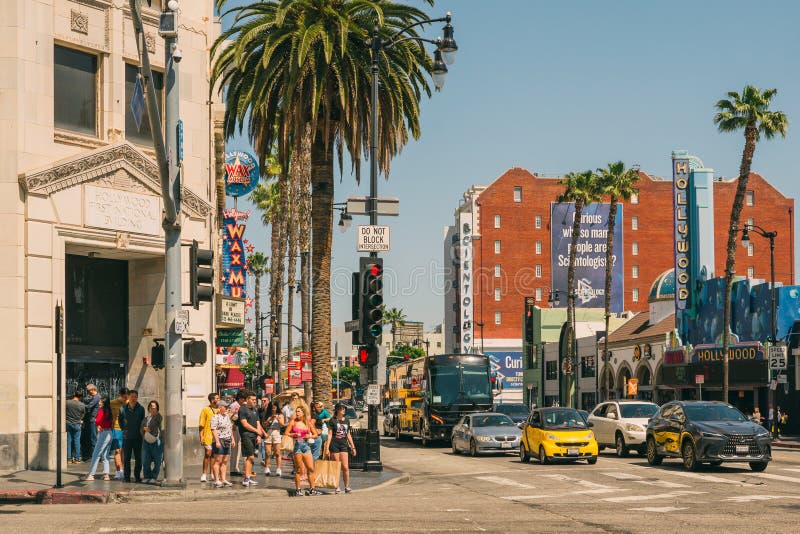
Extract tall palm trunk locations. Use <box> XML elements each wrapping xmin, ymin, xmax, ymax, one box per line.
<box><xmin>296</xmin><ymin>129</ymin><xmax>312</xmax><ymax>352</ymax></box>
<box><xmin>287</xmin><ymin>136</ymin><xmax>304</xmax><ymax>396</ymax></box>
<box><xmin>310</xmin><ymin>130</ymin><xmax>334</xmax><ymax>407</ymax></box>
<box><xmin>603</xmin><ymin>197</ymin><xmax>618</xmax><ymax>401</ymax></box>
<box><xmin>275</xmin><ymin>173</ymin><xmax>289</xmax><ymax>390</ymax></box>
<box><xmin>722</xmin><ymin>122</ymin><xmax>758</xmax><ymax>402</ymax></box>
<box><xmin>566</xmin><ymin>199</ymin><xmax>584</xmax><ymax>408</ymax></box>
<box><xmin>254</xmin><ymin>273</ymin><xmax>262</xmax><ymax>371</ymax></box>
<box><xmin>269</xmin><ymin>218</ymin><xmax>280</xmax><ymax>388</ymax></box>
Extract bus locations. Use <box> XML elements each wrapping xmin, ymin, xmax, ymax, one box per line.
<box><xmin>387</xmin><ymin>353</ymin><xmax>493</xmax><ymax>445</ymax></box>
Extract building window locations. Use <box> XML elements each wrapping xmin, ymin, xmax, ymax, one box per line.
<box><xmin>494</xmin><ymin>288</ymin><xmax>501</xmax><ymax>301</ymax></box>
<box><xmin>513</xmin><ymin>186</ymin><xmax>522</xmax><ymax>202</ymax></box>
<box><xmin>746</xmin><ymin>191</ymin><xmax>754</xmax><ymax>206</ymax></box>
<box><xmin>632</xmin><ymin>265</ymin><xmax>639</xmax><ymax>278</ymax></box>
<box><xmin>748</xmin><ymin>266</ymin><xmax>755</xmax><ymax>278</ymax></box>
<box><xmin>494</xmin><ymin>264</ymin><xmax>501</xmax><ymax>278</ymax></box>
<box><xmin>535</xmin><ymin>241</ymin><xmax>542</xmax><ymax>254</ymax></box>
<box><xmin>494</xmin><ymin>240</ymin><xmax>501</xmax><ymax>254</ymax></box>
<box><xmin>545</xmin><ymin>361</ymin><xmax>558</xmax><ymax>381</ymax></box>
<box><xmin>631</xmin><ymin>216</ymin><xmax>639</xmax><ymax>230</ymax></box>
<box><xmin>436</xmin><ymin>341</ymin><xmax>442</xmax><ymax>348</ymax></box>
<box><xmin>535</xmin><ymin>288</ymin><xmax>542</xmax><ymax>302</ymax></box>
<box><xmin>544</xmin><ymin>395</ymin><xmax>560</xmax><ymax>407</ymax></box>
<box><xmin>581</xmin><ymin>392</ymin><xmax>597</xmax><ymax>411</ymax></box>
<box><xmin>747</xmin><ymin>243</ymin><xmax>754</xmax><ymax>256</ymax></box>
<box><xmin>632</xmin><ymin>242</ymin><xmax>639</xmax><ymax>255</ymax></box>
<box><xmin>747</xmin><ymin>218</ymin><xmax>754</xmax><ymax>227</ymax></box>
<box><xmin>494</xmin><ymin>214</ymin><xmax>501</xmax><ymax>228</ymax></box>
<box><xmin>581</xmin><ymin>356</ymin><xmax>596</xmax><ymax>378</ymax></box>
<box><xmin>125</xmin><ymin>64</ymin><xmax>164</xmax><ymax>146</ymax></box>
<box><xmin>632</xmin><ymin>288</ymin><xmax>639</xmax><ymax>302</ymax></box>
<box><xmin>494</xmin><ymin>311</ymin><xmax>502</xmax><ymax>325</ymax></box>
<box><xmin>54</xmin><ymin>45</ymin><xmax>98</xmax><ymax>136</ymax></box>
<box><xmin>535</xmin><ymin>264</ymin><xmax>542</xmax><ymax>278</ymax></box>
<box><xmin>631</xmin><ymin>190</ymin><xmax>639</xmax><ymax>204</ymax></box>
<box><xmin>535</xmin><ymin>215</ymin><xmax>542</xmax><ymax>229</ymax></box>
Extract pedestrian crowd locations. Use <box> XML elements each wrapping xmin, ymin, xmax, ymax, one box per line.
<box><xmin>750</xmin><ymin>404</ymin><xmax>789</xmax><ymax>439</ymax></box>
<box><xmin>71</xmin><ymin>383</ymin><xmax>356</xmax><ymax>495</ymax></box>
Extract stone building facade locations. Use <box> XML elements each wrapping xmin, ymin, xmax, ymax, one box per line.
<box><xmin>1</xmin><ymin>0</ymin><xmax>221</xmax><ymax>470</ymax></box>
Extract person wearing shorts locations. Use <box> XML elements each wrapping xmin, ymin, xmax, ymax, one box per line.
<box><xmin>108</xmin><ymin>388</ymin><xmax>129</xmax><ymax>480</ymax></box>
<box><xmin>325</xmin><ymin>403</ymin><xmax>356</xmax><ymax>494</ymax></box>
<box><xmin>286</xmin><ymin>404</ymin><xmax>320</xmax><ymax>496</ymax></box>
<box><xmin>199</xmin><ymin>392</ymin><xmax>219</xmax><ymax>482</ymax></box>
<box><xmin>261</xmin><ymin>401</ymin><xmax>284</xmax><ymax>476</ymax></box>
<box><xmin>237</xmin><ymin>391</ymin><xmax>263</xmax><ymax>486</ymax></box>
<box><xmin>210</xmin><ymin>401</ymin><xmax>234</xmax><ymax>488</ymax></box>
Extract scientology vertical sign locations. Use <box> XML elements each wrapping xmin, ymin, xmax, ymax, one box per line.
<box><xmin>550</xmin><ymin>202</ymin><xmax>624</xmax><ymax>313</ymax></box>
<box><xmin>459</xmin><ymin>211</ymin><xmax>474</xmax><ymax>353</ymax></box>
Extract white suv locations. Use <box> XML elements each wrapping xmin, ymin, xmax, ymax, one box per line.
<box><xmin>588</xmin><ymin>401</ymin><xmax>659</xmax><ymax>457</ymax></box>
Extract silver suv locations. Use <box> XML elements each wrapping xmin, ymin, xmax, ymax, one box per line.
<box><xmin>588</xmin><ymin>400</ymin><xmax>659</xmax><ymax>457</ymax></box>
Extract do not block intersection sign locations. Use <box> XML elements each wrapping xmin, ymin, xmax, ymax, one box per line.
<box><xmin>357</xmin><ymin>225</ymin><xmax>390</xmax><ymax>252</ymax></box>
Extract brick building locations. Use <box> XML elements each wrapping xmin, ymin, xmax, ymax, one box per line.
<box><xmin>444</xmin><ymin>164</ymin><xmax>794</xmax><ymax>383</ymax></box>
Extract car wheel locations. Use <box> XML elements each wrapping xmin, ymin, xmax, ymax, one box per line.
<box><xmin>646</xmin><ymin>437</ymin><xmax>663</xmax><ymax>466</ymax></box>
<box><xmin>749</xmin><ymin>461</ymin><xmax>768</xmax><ymax>472</ymax></box>
<box><xmin>587</xmin><ymin>456</ymin><xmax>598</xmax><ymax>465</ymax></box>
<box><xmin>598</xmin><ymin>445</ymin><xmax>606</xmax><ymax>452</ymax></box>
<box><xmin>470</xmin><ymin>439</ymin><xmax>478</xmax><ymax>457</ymax></box>
<box><xmin>615</xmin><ymin>433</ymin><xmax>629</xmax><ymax>458</ymax></box>
<box><xmin>519</xmin><ymin>443</ymin><xmax>530</xmax><ymax>463</ymax></box>
<box><xmin>452</xmin><ymin>439</ymin><xmax>459</xmax><ymax>455</ymax></box>
<box><xmin>539</xmin><ymin>446</ymin><xmax>550</xmax><ymax>465</ymax></box>
<box><xmin>682</xmin><ymin>439</ymin><xmax>699</xmax><ymax>471</ymax></box>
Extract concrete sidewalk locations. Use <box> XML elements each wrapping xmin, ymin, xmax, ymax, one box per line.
<box><xmin>0</xmin><ymin>459</ymin><xmax>400</xmax><ymax>505</ymax></box>
<box><xmin>772</xmin><ymin>435</ymin><xmax>800</xmax><ymax>449</ymax></box>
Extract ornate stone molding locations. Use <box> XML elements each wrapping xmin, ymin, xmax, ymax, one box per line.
<box><xmin>145</xmin><ymin>32</ymin><xmax>156</xmax><ymax>54</ymax></box>
<box><xmin>70</xmin><ymin>10</ymin><xmax>88</xmax><ymax>35</ymax></box>
<box><xmin>19</xmin><ymin>142</ymin><xmax>212</xmax><ymax>219</ymax></box>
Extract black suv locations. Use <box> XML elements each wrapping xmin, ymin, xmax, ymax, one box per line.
<box><xmin>645</xmin><ymin>401</ymin><xmax>771</xmax><ymax>471</ymax></box>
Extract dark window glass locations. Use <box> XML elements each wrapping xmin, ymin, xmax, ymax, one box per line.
<box><xmin>54</xmin><ymin>46</ymin><xmax>97</xmax><ymax>135</ymax></box>
<box><xmin>125</xmin><ymin>64</ymin><xmax>164</xmax><ymax>146</ymax></box>
<box><xmin>581</xmin><ymin>356</ymin><xmax>596</xmax><ymax>378</ymax></box>
<box><xmin>66</xmin><ymin>255</ymin><xmax>128</xmax><ymax>350</ymax></box>
<box><xmin>545</xmin><ymin>360</ymin><xmax>558</xmax><ymax>380</ymax></box>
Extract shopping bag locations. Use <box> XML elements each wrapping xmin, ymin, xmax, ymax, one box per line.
<box><xmin>313</xmin><ymin>459</ymin><xmax>341</xmax><ymax>489</ymax></box>
<box><xmin>281</xmin><ymin>435</ymin><xmax>295</xmax><ymax>454</ymax></box>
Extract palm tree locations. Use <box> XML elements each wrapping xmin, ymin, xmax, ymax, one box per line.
<box><xmin>381</xmin><ymin>307</ymin><xmax>407</xmax><ymax>349</ymax></box>
<box><xmin>713</xmin><ymin>86</ymin><xmax>788</xmax><ymax>401</ymax></box>
<box><xmin>247</xmin><ymin>251</ymin><xmax>269</xmax><ymax>372</ymax></box>
<box><xmin>212</xmin><ymin>0</ymin><xmax>436</xmax><ymax>406</ymax></box>
<box><xmin>596</xmin><ymin>162</ymin><xmax>639</xmax><ymax>401</ymax></box>
<box><xmin>295</xmin><ymin>128</ymin><xmax>312</xmax><ymax>352</ymax></box>
<box><xmin>557</xmin><ymin>170</ymin><xmax>600</xmax><ymax>408</ymax></box>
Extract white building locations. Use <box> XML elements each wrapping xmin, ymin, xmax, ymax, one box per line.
<box><xmin>1</xmin><ymin>0</ymin><xmax>221</xmax><ymax>470</ymax></box>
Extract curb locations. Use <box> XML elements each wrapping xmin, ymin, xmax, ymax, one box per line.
<box><xmin>772</xmin><ymin>441</ymin><xmax>800</xmax><ymax>449</ymax></box>
<box><xmin>351</xmin><ymin>472</ymin><xmax>411</xmax><ymax>493</ymax></box>
<box><xmin>0</xmin><ymin>489</ymin><xmax>112</xmax><ymax>505</ymax></box>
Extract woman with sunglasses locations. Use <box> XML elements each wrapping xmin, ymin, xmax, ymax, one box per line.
<box><xmin>285</xmin><ymin>403</ymin><xmax>320</xmax><ymax>496</ymax></box>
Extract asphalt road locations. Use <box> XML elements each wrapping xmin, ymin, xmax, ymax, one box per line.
<box><xmin>4</xmin><ymin>434</ymin><xmax>800</xmax><ymax>533</ymax></box>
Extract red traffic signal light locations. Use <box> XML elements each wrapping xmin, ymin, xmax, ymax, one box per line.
<box><xmin>358</xmin><ymin>347</ymin><xmax>369</xmax><ymax>365</ymax></box>
<box><xmin>358</xmin><ymin>345</ymin><xmax>378</xmax><ymax>367</ymax></box>
<box><xmin>370</xmin><ymin>264</ymin><xmax>382</xmax><ymax>276</ymax></box>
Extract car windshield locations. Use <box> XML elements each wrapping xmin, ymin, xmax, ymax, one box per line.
<box><xmin>430</xmin><ymin>366</ymin><xmax>459</xmax><ymax>405</ymax></box>
<box><xmin>620</xmin><ymin>403</ymin><xmax>658</xmax><ymax>419</ymax></box>
<box><xmin>461</xmin><ymin>365</ymin><xmax>492</xmax><ymax>401</ymax></box>
<box><xmin>684</xmin><ymin>404</ymin><xmax>747</xmax><ymax>422</ymax></box>
<box><xmin>542</xmin><ymin>409</ymin><xmax>589</xmax><ymax>429</ymax></box>
<box><xmin>496</xmin><ymin>404</ymin><xmax>529</xmax><ymax>415</ymax></box>
<box><xmin>472</xmin><ymin>415</ymin><xmax>514</xmax><ymax>427</ymax></box>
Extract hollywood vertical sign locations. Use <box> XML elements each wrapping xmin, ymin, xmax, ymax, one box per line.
<box><xmin>222</xmin><ymin>209</ymin><xmax>249</xmax><ymax>298</ymax></box>
<box><xmin>672</xmin><ymin>155</ymin><xmax>691</xmax><ymax>310</ymax></box>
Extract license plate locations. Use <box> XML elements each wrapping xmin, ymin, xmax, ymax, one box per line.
<box><xmin>735</xmin><ymin>445</ymin><xmax>749</xmax><ymax>455</ymax></box>
<box><xmin>501</xmin><ymin>442</ymin><xmax>512</xmax><ymax>449</ymax></box>
<box><xmin>567</xmin><ymin>448</ymin><xmax>580</xmax><ymax>456</ymax></box>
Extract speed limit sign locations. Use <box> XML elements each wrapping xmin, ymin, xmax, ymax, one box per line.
<box><xmin>769</xmin><ymin>345</ymin><xmax>788</xmax><ymax>370</ymax></box>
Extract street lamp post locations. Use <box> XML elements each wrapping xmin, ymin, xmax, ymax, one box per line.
<box><xmin>741</xmin><ymin>224</ymin><xmax>779</xmax><ymax>411</ymax></box>
<box><xmin>364</xmin><ymin>12</ymin><xmax>457</xmax><ymax>473</ymax></box>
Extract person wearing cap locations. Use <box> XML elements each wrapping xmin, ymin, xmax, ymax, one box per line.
<box><xmin>210</xmin><ymin>400</ymin><xmax>235</xmax><ymax>488</ymax></box>
<box><xmin>84</xmin><ymin>384</ymin><xmax>101</xmax><ymax>454</ymax></box>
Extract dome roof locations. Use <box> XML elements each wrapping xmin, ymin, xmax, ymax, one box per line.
<box><xmin>649</xmin><ymin>269</ymin><xmax>675</xmax><ymax>302</ymax></box>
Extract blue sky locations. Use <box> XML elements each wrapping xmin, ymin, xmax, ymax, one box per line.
<box><xmin>219</xmin><ymin>0</ymin><xmax>800</xmax><ymax>332</ymax></box>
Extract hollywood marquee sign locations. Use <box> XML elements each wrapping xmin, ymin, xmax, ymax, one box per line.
<box><xmin>222</xmin><ymin>210</ymin><xmax>249</xmax><ymax>298</ymax></box>
<box><xmin>459</xmin><ymin>211</ymin><xmax>474</xmax><ymax>353</ymax></box>
<box><xmin>673</xmin><ymin>156</ymin><xmax>691</xmax><ymax>311</ymax></box>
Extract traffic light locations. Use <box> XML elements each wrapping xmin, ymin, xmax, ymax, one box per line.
<box><xmin>190</xmin><ymin>240</ymin><xmax>214</xmax><ymax>309</ymax></box>
<box><xmin>351</xmin><ymin>271</ymin><xmax>361</xmax><ymax>345</ymax></box>
<box><xmin>358</xmin><ymin>345</ymin><xmax>378</xmax><ymax>367</ymax></box>
<box><xmin>184</xmin><ymin>339</ymin><xmax>207</xmax><ymax>365</ymax></box>
<box><xmin>359</xmin><ymin>257</ymin><xmax>383</xmax><ymax>345</ymax></box>
<box><xmin>151</xmin><ymin>343</ymin><xmax>164</xmax><ymax>369</ymax></box>
<box><xmin>523</xmin><ymin>296</ymin><xmax>535</xmax><ymax>367</ymax></box>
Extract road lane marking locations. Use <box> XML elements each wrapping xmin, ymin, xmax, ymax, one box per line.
<box><xmin>539</xmin><ymin>473</ymin><xmax>613</xmax><ymax>489</ymax></box>
<box><xmin>780</xmin><ymin>468</ymin><xmax>800</xmax><ymax>473</ymax></box>
<box><xmin>601</xmin><ymin>471</ymin><xmax>689</xmax><ymax>488</ymax></box>
<box><xmin>475</xmin><ymin>476</ymin><xmax>535</xmax><ymax>489</ymax></box>
<box><xmin>627</xmin><ymin>506</ymin><xmax>688</xmax><ymax>512</ymax></box>
<box><xmin>502</xmin><ymin>488</ymin><xmax>623</xmax><ymax>501</ymax></box>
<box><xmin>725</xmin><ymin>494</ymin><xmax>800</xmax><ymax>502</ymax></box>
<box><xmin>654</xmin><ymin>470</ymin><xmax>758</xmax><ymax>486</ymax></box>
<box><xmin>748</xmin><ymin>472</ymin><xmax>800</xmax><ymax>484</ymax></box>
<box><xmin>602</xmin><ymin>490</ymin><xmax>706</xmax><ymax>503</ymax></box>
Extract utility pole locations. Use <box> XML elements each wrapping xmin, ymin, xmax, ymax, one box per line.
<box><xmin>130</xmin><ymin>0</ymin><xmax>184</xmax><ymax>486</ymax></box>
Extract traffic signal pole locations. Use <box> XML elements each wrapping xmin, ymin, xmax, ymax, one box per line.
<box><xmin>130</xmin><ymin>0</ymin><xmax>183</xmax><ymax>486</ymax></box>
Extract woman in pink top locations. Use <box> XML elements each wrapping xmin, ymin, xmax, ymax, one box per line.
<box><xmin>285</xmin><ymin>404</ymin><xmax>319</xmax><ymax>496</ymax></box>
<box><xmin>86</xmin><ymin>397</ymin><xmax>114</xmax><ymax>481</ymax></box>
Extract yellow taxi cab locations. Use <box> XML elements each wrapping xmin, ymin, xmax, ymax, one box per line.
<box><xmin>520</xmin><ymin>407</ymin><xmax>598</xmax><ymax>464</ymax></box>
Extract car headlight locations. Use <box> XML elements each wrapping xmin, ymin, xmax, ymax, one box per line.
<box><xmin>545</xmin><ymin>433</ymin><xmax>558</xmax><ymax>441</ymax></box>
<box><xmin>624</xmin><ymin>423</ymin><xmax>644</xmax><ymax>432</ymax></box>
<box><xmin>701</xmin><ymin>431</ymin><xmax>724</xmax><ymax>438</ymax></box>
<box><xmin>755</xmin><ymin>427</ymin><xmax>770</xmax><ymax>436</ymax></box>
<box><xmin>585</xmin><ymin>431</ymin><xmax>595</xmax><ymax>440</ymax></box>
<box><xmin>475</xmin><ymin>435</ymin><xmax>493</xmax><ymax>442</ymax></box>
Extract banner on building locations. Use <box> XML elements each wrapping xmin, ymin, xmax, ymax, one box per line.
<box><xmin>486</xmin><ymin>352</ymin><xmax>523</xmax><ymax>389</ymax></box>
<box><xmin>550</xmin><ymin>202</ymin><xmax>624</xmax><ymax>313</ymax></box>
<box><xmin>222</xmin><ymin>211</ymin><xmax>249</xmax><ymax>298</ymax></box>
<box><xmin>458</xmin><ymin>211</ymin><xmax>474</xmax><ymax>353</ymax></box>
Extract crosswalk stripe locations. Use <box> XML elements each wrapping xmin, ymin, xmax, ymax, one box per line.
<box><xmin>475</xmin><ymin>476</ymin><xmax>535</xmax><ymax>489</ymax></box>
<box><xmin>601</xmin><ymin>471</ymin><xmax>688</xmax><ymax>488</ymax></box>
<box><xmin>780</xmin><ymin>468</ymin><xmax>800</xmax><ymax>474</ymax></box>
<box><xmin>725</xmin><ymin>494</ymin><xmax>800</xmax><ymax>503</ymax></box>
<box><xmin>540</xmin><ymin>473</ymin><xmax>612</xmax><ymax>489</ymax></box>
<box><xmin>602</xmin><ymin>490</ymin><xmax>706</xmax><ymax>503</ymax></box>
<box><xmin>502</xmin><ymin>488</ymin><xmax>623</xmax><ymax>501</ymax></box>
<box><xmin>748</xmin><ymin>472</ymin><xmax>800</xmax><ymax>484</ymax></box>
<box><xmin>627</xmin><ymin>506</ymin><xmax>688</xmax><ymax>512</ymax></box>
<box><xmin>654</xmin><ymin>470</ymin><xmax>758</xmax><ymax>486</ymax></box>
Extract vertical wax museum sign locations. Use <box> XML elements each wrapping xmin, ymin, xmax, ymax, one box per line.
<box><xmin>459</xmin><ymin>212</ymin><xmax>474</xmax><ymax>353</ymax></box>
<box><xmin>222</xmin><ymin>210</ymin><xmax>249</xmax><ymax>298</ymax></box>
<box><xmin>550</xmin><ymin>202</ymin><xmax>624</xmax><ymax>313</ymax></box>
<box><xmin>672</xmin><ymin>156</ymin><xmax>691</xmax><ymax>311</ymax></box>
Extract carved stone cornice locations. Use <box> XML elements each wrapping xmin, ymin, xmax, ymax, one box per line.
<box><xmin>19</xmin><ymin>142</ymin><xmax>212</xmax><ymax>219</ymax></box>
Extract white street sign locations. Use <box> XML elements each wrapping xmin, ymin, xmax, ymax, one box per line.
<box><xmin>171</xmin><ymin>309</ymin><xmax>189</xmax><ymax>334</ymax></box>
<box><xmin>357</xmin><ymin>225</ymin><xmax>390</xmax><ymax>252</ymax></box>
<box><xmin>769</xmin><ymin>345</ymin><xmax>788</xmax><ymax>371</ymax></box>
<box><xmin>778</xmin><ymin>374</ymin><xmax>788</xmax><ymax>384</ymax></box>
<box><xmin>366</xmin><ymin>384</ymin><xmax>381</xmax><ymax>406</ymax></box>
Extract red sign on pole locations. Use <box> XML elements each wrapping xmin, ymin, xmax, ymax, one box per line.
<box><xmin>300</xmin><ymin>351</ymin><xmax>312</xmax><ymax>382</ymax></box>
<box><xmin>261</xmin><ymin>376</ymin><xmax>275</xmax><ymax>395</ymax></box>
<box><xmin>288</xmin><ymin>359</ymin><xmax>302</xmax><ymax>387</ymax></box>
<box><xmin>695</xmin><ymin>374</ymin><xmax>705</xmax><ymax>385</ymax></box>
